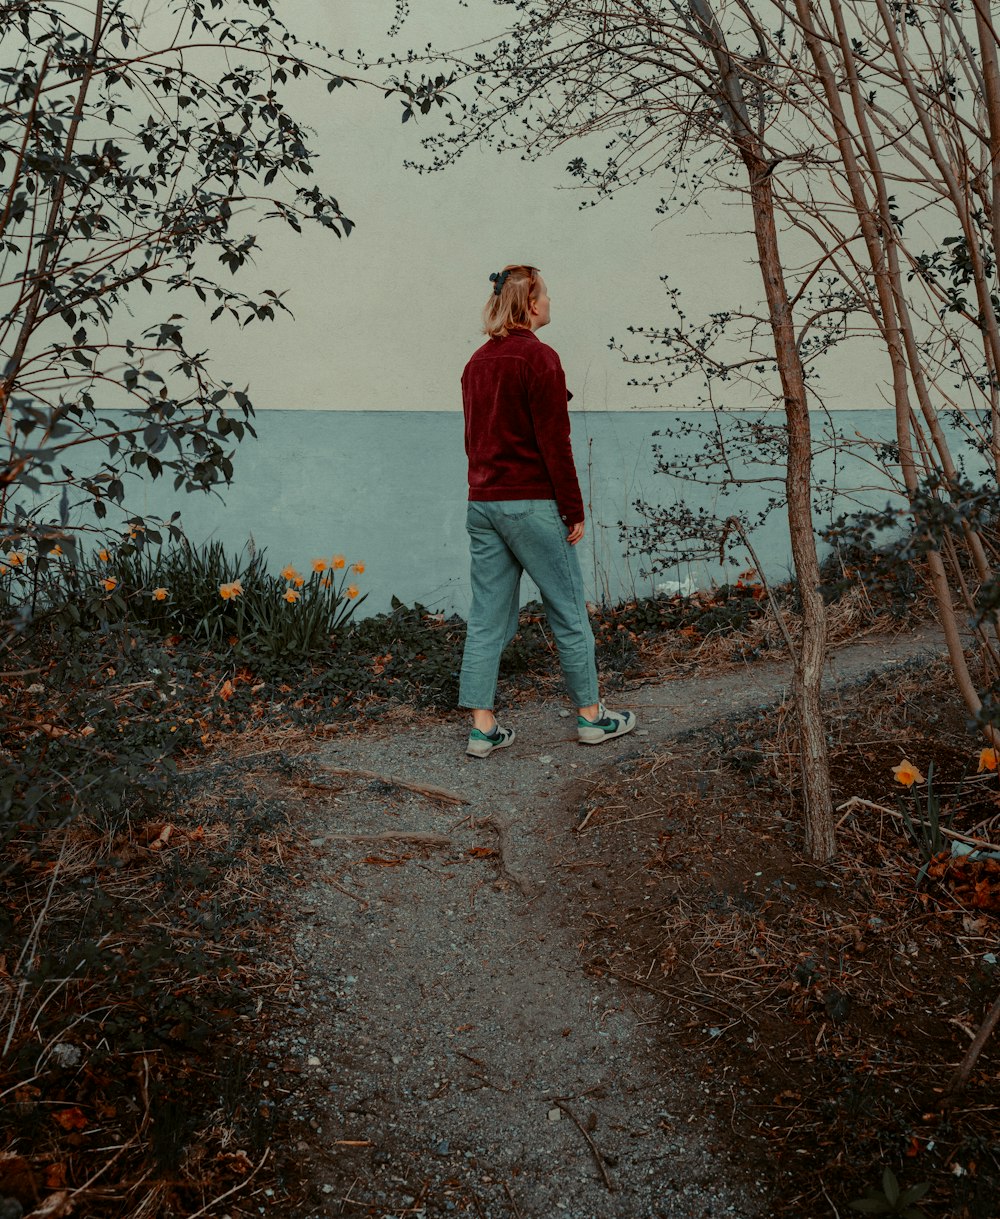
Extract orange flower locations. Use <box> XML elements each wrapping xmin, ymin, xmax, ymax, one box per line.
<box><xmin>0</xmin><ymin>566</ymin><xmax>6</xmax><ymax>576</ymax></box>
<box><xmin>332</xmin><ymin>554</ymin><xmax>345</xmax><ymax>570</ymax></box>
<box><xmin>320</xmin><ymin>575</ymin><xmax>332</xmax><ymax>588</ymax></box>
<box><xmin>152</xmin><ymin>587</ymin><xmax>168</xmax><ymax>601</ymax></box>
<box><xmin>281</xmin><ymin>564</ymin><xmax>300</xmax><ymax>582</ymax></box>
<box><xmin>351</xmin><ymin>562</ymin><xmax>365</xmax><ymax>574</ymax></box>
<box><xmin>978</xmin><ymin>747</ymin><xmax>998</xmax><ymax>773</ymax></box>
<box><xmin>8</xmin><ymin>551</ymin><xmax>25</xmax><ymax>566</ymax></box>
<box><xmin>231</xmin><ymin>578</ymin><xmax>243</xmax><ymax>595</ymax></box>
<box><xmin>50</xmin><ymin>544</ymin><xmax>63</xmax><ymax>556</ymax></box>
<box><xmin>293</xmin><ymin>576</ymin><xmax>304</xmax><ymax>588</ymax></box>
<box><xmin>346</xmin><ymin>584</ymin><xmax>359</xmax><ymax>600</ymax></box>
<box><xmin>892</xmin><ymin>760</ymin><xmax>924</xmax><ymax>787</ymax></box>
<box><xmin>219</xmin><ymin>581</ymin><xmax>242</xmax><ymax>600</ymax></box>
<box><xmin>102</xmin><ymin>577</ymin><xmax>117</xmax><ymax>593</ymax></box>
<box><xmin>284</xmin><ymin>588</ymin><xmax>300</xmax><ymax>604</ymax></box>
<box><xmin>312</xmin><ymin>558</ymin><xmax>327</xmax><ymax>573</ymax></box>
<box><xmin>98</xmin><ymin>548</ymin><xmax>110</xmax><ymax>562</ymax></box>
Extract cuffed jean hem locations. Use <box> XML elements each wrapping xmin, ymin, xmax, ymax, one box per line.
<box><xmin>458</xmin><ymin>499</ymin><xmax>599</xmax><ymax>710</ymax></box>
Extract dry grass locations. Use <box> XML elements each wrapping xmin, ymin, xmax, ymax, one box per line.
<box><xmin>573</xmin><ymin>658</ymin><xmax>1000</xmax><ymax>1218</ymax></box>
<box><xmin>0</xmin><ymin>750</ymin><xmax>310</xmax><ymax>1219</ymax></box>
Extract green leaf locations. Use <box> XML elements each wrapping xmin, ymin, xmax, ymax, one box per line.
<box><xmin>881</xmin><ymin>1169</ymin><xmax>899</xmax><ymax>1206</ymax></box>
<box><xmin>849</xmin><ymin>1200</ymin><xmax>890</xmax><ymax>1215</ymax></box>
<box><xmin>899</xmin><ymin>1183</ymin><xmax>930</xmax><ymax>1205</ymax></box>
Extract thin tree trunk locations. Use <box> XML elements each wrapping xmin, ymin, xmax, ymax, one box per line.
<box><xmin>973</xmin><ymin>0</ymin><xmax>1000</xmax><ymax>474</ymax></box>
<box><xmin>1</xmin><ymin>2</ymin><xmax>104</xmax><ymax>421</ymax></box>
<box><xmin>690</xmin><ymin>0</ymin><xmax>834</xmax><ymax>859</ymax></box>
<box><xmin>744</xmin><ymin>148</ymin><xmax>834</xmax><ymax>860</ymax></box>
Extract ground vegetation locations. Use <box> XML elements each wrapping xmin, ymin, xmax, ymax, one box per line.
<box><xmin>0</xmin><ymin>540</ymin><xmax>958</xmax><ymax>1217</ymax></box>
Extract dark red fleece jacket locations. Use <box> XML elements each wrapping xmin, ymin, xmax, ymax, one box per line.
<box><xmin>461</xmin><ymin>328</ymin><xmax>585</xmax><ymax>525</ymax></box>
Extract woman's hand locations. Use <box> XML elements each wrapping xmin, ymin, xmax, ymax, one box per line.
<box><xmin>566</xmin><ymin>521</ymin><xmax>585</xmax><ymax>546</ymax></box>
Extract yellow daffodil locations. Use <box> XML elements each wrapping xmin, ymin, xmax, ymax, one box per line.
<box><xmin>8</xmin><ymin>551</ymin><xmax>25</xmax><ymax>566</ymax></box>
<box><xmin>219</xmin><ymin>581</ymin><xmax>242</xmax><ymax>600</ymax></box>
<box><xmin>332</xmin><ymin>554</ymin><xmax>345</xmax><ymax>570</ymax></box>
<box><xmin>320</xmin><ymin>575</ymin><xmax>332</xmax><ymax>588</ymax></box>
<box><xmin>98</xmin><ymin>549</ymin><xmax>110</xmax><ymax>562</ymax></box>
<box><xmin>152</xmin><ymin>587</ymin><xmax>168</xmax><ymax>601</ymax></box>
<box><xmin>978</xmin><ymin>747</ymin><xmax>998</xmax><ymax>773</ymax></box>
<box><xmin>284</xmin><ymin>588</ymin><xmax>300</xmax><ymax>603</ymax></box>
<box><xmin>346</xmin><ymin>584</ymin><xmax>359</xmax><ymax>600</ymax></box>
<box><xmin>312</xmin><ymin>558</ymin><xmax>327</xmax><ymax>573</ymax></box>
<box><xmin>892</xmin><ymin>759</ymin><xmax>924</xmax><ymax>787</ymax></box>
<box><xmin>102</xmin><ymin>577</ymin><xmax>117</xmax><ymax>593</ymax></box>
<box><xmin>50</xmin><ymin>545</ymin><xmax>63</xmax><ymax>556</ymax></box>
<box><xmin>351</xmin><ymin>562</ymin><xmax>365</xmax><ymax>574</ymax></box>
<box><xmin>231</xmin><ymin>579</ymin><xmax>243</xmax><ymax>595</ymax></box>
<box><xmin>293</xmin><ymin>575</ymin><xmax>304</xmax><ymax>588</ymax></box>
<box><xmin>281</xmin><ymin>564</ymin><xmax>300</xmax><ymax>582</ymax></box>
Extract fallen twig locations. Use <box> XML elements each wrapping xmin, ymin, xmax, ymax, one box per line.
<box><xmin>574</xmin><ymin>805</ymin><xmax>598</xmax><ymax>833</ymax></box>
<box><xmin>944</xmin><ymin>994</ymin><xmax>1000</xmax><ymax>1103</ymax></box>
<box><xmin>185</xmin><ymin>1147</ymin><xmax>268</xmax><ymax>1219</ymax></box>
<box><xmin>316</xmin><ymin>764</ymin><xmax>468</xmax><ymax>806</ymax></box>
<box><xmin>477</xmin><ymin>814</ymin><xmax>530</xmax><ymax>897</ymax></box>
<box><xmin>67</xmin><ymin>1132</ymin><xmax>141</xmax><ymax>1201</ymax></box>
<box><xmin>551</xmin><ymin>1099</ymin><xmax>616</xmax><ymax>1192</ymax></box>
<box><xmin>598</xmin><ymin>964</ymin><xmax>756</xmax><ymax>1023</ymax></box>
<box><xmin>323</xmin><ymin>878</ymin><xmax>369</xmax><ymax>911</ymax></box>
<box><xmin>836</xmin><ymin>796</ymin><xmax>1000</xmax><ymax>851</ymax></box>
<box><xmin>502</xmin><ymin>1181</ymin><xmax>524</xmax><ymax>1219</ymax></box>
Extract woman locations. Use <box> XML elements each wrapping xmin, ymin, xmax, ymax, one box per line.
<box><xmin>459</xmin><ymin>263</ymin><xmax>636</xmax><ymax>757</ymax></box>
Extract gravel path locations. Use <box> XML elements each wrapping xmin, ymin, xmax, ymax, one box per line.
<box><xmin>272</xmin><ymin>624</ymin><xmax>944</xmax><ymax>1218</ymax></box>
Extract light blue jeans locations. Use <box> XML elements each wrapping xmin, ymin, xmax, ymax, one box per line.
<box><xmin>458</xmin><ymin>499</ymin><xmax>599</xmax><ymax>710</ymax></box>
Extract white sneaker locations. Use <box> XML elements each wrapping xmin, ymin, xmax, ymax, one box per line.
<box><xmin>577</xmin><ymin>703</ymin><xmax>636</xmax><ymax>745</ymax></box>
<box><xmin>466</xmin><ymin>722</ymin><xmax>516</xmax><ymax>758</ymax></box>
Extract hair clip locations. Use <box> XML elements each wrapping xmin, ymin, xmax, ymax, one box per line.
<box><xmin>489</xmin><ymin>269</ymin><xmax>511</xmax><ymax>296</ymax></box>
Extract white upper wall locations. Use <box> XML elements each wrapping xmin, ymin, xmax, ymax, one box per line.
<box><xmin>211</xmin><ymin>0</ymin><xmax>888</xmax><ymax>411</ymax></box>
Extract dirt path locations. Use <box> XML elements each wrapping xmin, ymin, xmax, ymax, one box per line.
<box><xmin>271</xmin><ymin>624</ymin><xmax>944</xmax><ymax>1218</ymax></box>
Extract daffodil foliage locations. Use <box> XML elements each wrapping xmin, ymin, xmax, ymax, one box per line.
<box><xmin>0</xmin><ymin>0</ymin><xmax>355</xmax><ymax>562</ymax></box>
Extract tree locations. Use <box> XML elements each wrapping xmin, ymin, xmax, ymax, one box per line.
<box><xmin>1</xmin><ymin>0</ymin><xmax>360</xmax><ymax>574</ymax></box>
<box><xmin>782</xmin><ymin>0</ymin><xmax>1000</xmax><ymax>741</ymax></box>
<box><xmin>0</xmin><ymin>0</ymin><xmax>449</xmax><ymax>841</ymax></box>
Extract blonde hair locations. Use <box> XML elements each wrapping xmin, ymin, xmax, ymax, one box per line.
<box><xmin>482</xmin><ymin>264</ymin><xmax>541</xmax><ymax>338</ymax></box>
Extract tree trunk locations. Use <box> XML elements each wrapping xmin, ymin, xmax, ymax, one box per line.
<box><xmin>689</xmin><ymin>0</ymin><xmax>834</xmax><ymax>859</ymax></box>
<box><xmin>744</xmin><ymin>147</ymin><xmax>834</xmax><ymax>861</ymax></box>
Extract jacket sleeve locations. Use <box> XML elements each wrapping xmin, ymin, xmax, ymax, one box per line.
<box><xmin>525</xmin><ymin>347</ymin><xmax>585</xmax><ymax>525</ymax></box>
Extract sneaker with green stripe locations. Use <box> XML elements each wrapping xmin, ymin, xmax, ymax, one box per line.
<box><xmin>466</xmin><ymin>721</ymin><xmax>516</xmax><ymax>758</ymax></box>
<box><xmin>577</xmin><ymin>703</ymin><xmax>636</xmax><ymax>745</ymax></box>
